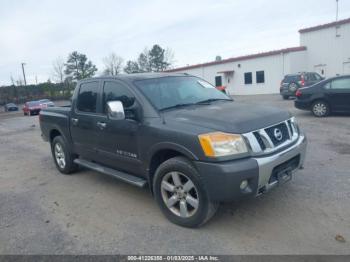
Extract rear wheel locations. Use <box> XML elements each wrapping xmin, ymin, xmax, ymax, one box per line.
<box><xmin>51</xmin><ymin>136</ymin><xmax>78</xmax><ymax>174</ymax></box>
<box><xmin>312</xmin><ymin>100</ymin><xmax>330</xmax><ymax>117</ymax></box>
<box><xmin>153</xmin><ymin>156</ymin><xmax>218</xmax><ymax>228</ymax></box>
<box><xmin>282</xmin><ymin>95</ymin><xmax>289</xmax><ymax>100</ymax></box>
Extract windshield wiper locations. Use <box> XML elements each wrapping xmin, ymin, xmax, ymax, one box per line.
<box><xmin>195</xmin><ymin>98</ymin><xmax>232</xmax><ymax>104</ymax></box>
<box><xmin>159</xmin><ymin>103</ymin><xmax>196</xmax><ymax>111</ymax></box>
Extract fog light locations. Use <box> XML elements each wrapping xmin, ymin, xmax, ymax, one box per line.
<box><xmin>240</xmin><ymin>180</ymin><xmax>248</xmax><ymax>190</ymax></box>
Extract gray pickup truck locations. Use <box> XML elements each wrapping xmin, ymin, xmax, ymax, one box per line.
<box><xmin>40</xmin><ymin>73</ymin><xmax>307</xmax><ymax>227</ymax></box>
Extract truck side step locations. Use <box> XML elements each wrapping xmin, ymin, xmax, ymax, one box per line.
<box><xmin>74</xmin><ymin>158</ymin><xmax>147</xmax><ymax>188</ymax></box>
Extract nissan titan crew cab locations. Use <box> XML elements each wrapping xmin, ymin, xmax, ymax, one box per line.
<box><xmin>40</xmin><ymin>73</ymin><xmax>307</xmax><ymax>227</ymax></box>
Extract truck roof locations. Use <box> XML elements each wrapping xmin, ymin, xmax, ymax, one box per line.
<box><xmin>81</xmin><ymin>72</ymin><xmax>189</xmax><ymax>82</ymax></box>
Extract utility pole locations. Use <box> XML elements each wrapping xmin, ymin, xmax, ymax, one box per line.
<box><xmin>21</xmin><ymin>63</ymin><xmax>27</xmax><ymax>86</ymax></box>
<box><xmin>336</xmin><ymin>0</ymin><xmax>339</xmax><ymax>21</ymax></box>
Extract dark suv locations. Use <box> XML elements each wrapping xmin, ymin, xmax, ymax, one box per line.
<box><xmin>280</xmin><ymin>72</ymin><xmax>323</xmax><ymax>100</ymax></box>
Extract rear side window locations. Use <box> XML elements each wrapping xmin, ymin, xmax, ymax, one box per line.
<box><xmin>284</xmin><ymin>75</ymin><xmax>300</xmax><ymax>82</ymax></box>
<box><xmin>331</xmin><ymin>78</ymin><xmax>350</xmax><ymax>90</ymax></box>
<box><xmin>103</xmin><ymin>81</ymin><xmax>135</xmax><ymax>113</ymax></box>
<box><xmin>313</xmin><ymin>73</ymin><xmax>322</xmax><ymax>80</ymax></box>
<box><xmin>77</xmin><ymin>81</ymin><xmax>99</xmax><ymax>113</ymax></box>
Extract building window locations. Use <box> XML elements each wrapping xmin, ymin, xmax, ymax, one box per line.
<box><xmin>256</xmin><ymin>71</ymin><xmax>265</xmax><ymax>83</ymax></box>
<box><xmin>244</xmin><ymin>72</ymin><xmax>252</xmax><ymax>84</ymax></box>
<box><xmin>215</xmin><ymin>76</ymin><xmax>222</xmax><ymax>87</ymax></box>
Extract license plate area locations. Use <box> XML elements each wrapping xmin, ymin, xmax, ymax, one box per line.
<box><xmin>269</xmin><ymin>155</ymin><xmax>300</xmax><ymax>185</ymax></box>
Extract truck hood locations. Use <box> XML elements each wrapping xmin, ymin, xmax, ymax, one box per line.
<box><xmin>163</xmin><ymin>101</ymin><xmax>291</xmax><ymax>134</ymax></box>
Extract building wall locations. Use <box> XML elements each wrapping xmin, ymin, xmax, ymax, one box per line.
<box><xmin>174</xmin><ymin>51</ymin><xmax>307</xmax><ymax>95</ymax></box>
<box><xmin>300</xmin><ymin>23</ymin><xmax>350</xmax><ymax>77</ymax></box>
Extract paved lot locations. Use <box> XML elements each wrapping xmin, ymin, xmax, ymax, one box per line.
<box><xmin>0</xmin><ymin>95</ymin><xmax>349</xmax><ymax>255</ymax></box>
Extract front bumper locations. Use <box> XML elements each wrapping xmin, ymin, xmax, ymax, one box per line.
<box><xmin>194</xmin><ymin>134</ymin><xmax>307</xmax><ymax>202</ymax></box>
<box><xmin>294</xmin><ymin>100</ymin><xmax>311</xmax><ymax>110</ymax></box>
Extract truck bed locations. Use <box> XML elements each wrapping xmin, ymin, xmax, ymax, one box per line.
<box><xmin>40</xmin><ymin>106</ymin><xmax>72</xmax><ymax>143</ymax></box>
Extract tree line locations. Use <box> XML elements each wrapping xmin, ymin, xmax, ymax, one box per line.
<box><xmin>52</xmin><ymin>44</ymin><xmax>174</xmax><ymax>83</ymax></box>
<box><xmin>0</xmin><ymin>44</ymin><xmax>174</xmax><ymax>105</ymax></box>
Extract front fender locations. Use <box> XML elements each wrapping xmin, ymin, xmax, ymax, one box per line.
<box><xmin>146</xmin><ymin>142</ymin><xmax>199</xmax><ymax>164</ymax></box>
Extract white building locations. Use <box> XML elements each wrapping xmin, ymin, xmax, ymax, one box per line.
<box><xmin>168</xmin><ymin>18</ymin><xmax>350</xmax><ymax>95</ymax></box>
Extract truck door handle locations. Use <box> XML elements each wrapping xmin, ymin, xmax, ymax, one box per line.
<box><xmin>97</xmin><ymin>121</ymin><xmax>107</xmax><ymax>129</ymax></box>
<box><xmin>71</xmin><ymin>118</ymin><xmax>79</xmax><ymax>125</ymax></box>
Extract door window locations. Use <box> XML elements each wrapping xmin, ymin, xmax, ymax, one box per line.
<box><xmin>331</xmin><ymin>78</ymin><xmax>350</xmax><ymax>90</ymax></box>
<box><xmin>103</xmin><ymin>81</ymin><xmax>135</xmax><ymax>113</ymax></box>
<box><xmin>76</xmin><ymin>81</ymin><xmax>99</xmax><ymax>113</ymax></box>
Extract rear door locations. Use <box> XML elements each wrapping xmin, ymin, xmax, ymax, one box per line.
<box><xmin>324</xmin><ymin>77</ymin><xmax>350</xmax><ymax>112</ymax></box>
<box><xmin>70</xmin><ymin>80</ymin><xmax>101</xmax><ymax>159</ymax></box>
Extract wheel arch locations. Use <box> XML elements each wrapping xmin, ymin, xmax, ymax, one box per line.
<box><xmin>147</xmin><ymin>143</ymin><xmax>199</xmax><ymax>194</ymax></box>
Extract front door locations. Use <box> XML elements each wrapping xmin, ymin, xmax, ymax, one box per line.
<box><xmin>94</xmin><ymin>80</ymin><xmax>142</xmax><ymax>175</ymax></box>
<box><xmin>70</xmin><ymin>80</ymin><xmax>101</xmax><ymax>159</ymax></box>
<box><xmin>325</xmin><ymin>77</ymin><xmax>350</xmax><ymax>112</ymax></box>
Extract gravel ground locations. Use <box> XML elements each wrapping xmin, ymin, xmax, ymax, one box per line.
<box><xmin>0</xmin><ymin>95</ymin><xmax>349</xmax><ymax>255</ymax></box>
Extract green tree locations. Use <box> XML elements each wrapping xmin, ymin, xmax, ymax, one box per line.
<box><xmin>148</xmin><ymin>44</ymin><xmax>170</xmax><ymax>72</ymax></box>
<box><xmin>124</xmin><ymin>60</ymin><xmax>141</xmax><ymax>74</ymax></box>
<box><xmin>137</xmin><ymin>48</ymin><xmax>151</xmax><ymax>72</ymax></box>
<box><xmin>64</xmin><ymin>51</ymin><xmax>97</xmax><ymax>80</ymax></box>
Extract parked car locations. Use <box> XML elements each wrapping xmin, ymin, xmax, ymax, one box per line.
<box><xmin>40</xmin><ymin>73</ymin><xmax>307</xmax><ymax>227</ymax></box>
<box><xmin>39</xmin><ymin>99</ymin><xmax>55</xmax><ymax>108</ymax></box>
<box><xmin>280</xmin><ymin>72</ymin><xmax>323</xmax><ymax>100</ymax></box>
<box><xmin>295</xmin><ymin>75</ymin><xmax>350</xmax><ymax>117</ymax></box>
<box><xmin>4</xmin><ymin>103</ymin><xmax>19</xmax><ymax>112</ymax></box>
<box><xmin>23</xmin><ymin>101</ymin><xmax>42</xmax><ymax>116</ymax></box>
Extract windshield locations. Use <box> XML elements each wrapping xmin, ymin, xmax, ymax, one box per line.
<box><xmin>28</xmin><ymin>101</ymin><xmax>40</xmax><ymax>106</ymax></box>
<box><xmin>134</xmin><ymin>76</ymin><xmax>231</xmax><ymax>110</ymax></box>
<box><xmin>284</xmin><ymin>75</ymin><xmax>301</xmax><ymax>82</ymax></box>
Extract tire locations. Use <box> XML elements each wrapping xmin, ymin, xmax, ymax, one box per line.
<box><xmin>153</xmin><ymin>156</ymin><xmax>219</xmax><ymax>228</ymax></box>
<box><xmin>29</xmin><ymin>110</ymin><xmax>32</xmax><ymax>116</ymax></box>
<box><xmin>282</xmin><ymin>95</ymin><xmax>289</xmax><ymax>100</ymax></box>
<box><xmin>311</xmin><ymin>100</ymin><xmax>330</xmax><ymax>117</ymax></box>
<box><xmin>51</xmin><ymin>136</ymin><xmax>78</xmax><ymax>174</ymax></box>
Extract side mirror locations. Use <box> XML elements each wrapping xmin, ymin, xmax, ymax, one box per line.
<box><xmin>107</xmin><ymin>101</ymin><xmax>125</xmax><ymax>120</ymax></box>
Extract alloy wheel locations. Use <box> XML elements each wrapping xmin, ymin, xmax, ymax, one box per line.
<box><xmin>160</xmin><ymin>171</ymin><xmax>199</xmax><ymax>218</ymax></box>
<box><xmin>54</xmin><ymin>143</ymin><xmax>66</xmax><ymax>169</ymax></box>
<box><xmin>313</xmin><ymin>102</ymin><xmax>327</xmax><ymax>116</ymax></box>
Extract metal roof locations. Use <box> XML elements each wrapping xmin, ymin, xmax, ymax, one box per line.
<box><xmin>166</xmin><ymin>46</ymin><xmax>307</xmax><ymax>72</ymax></box>
<box><xmin>299</xmin><ymin>17</ymin><xmax>350</xmax><ymax>33</ymax></box>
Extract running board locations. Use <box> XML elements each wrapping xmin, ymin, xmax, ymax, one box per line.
<box><xmin>74</xmin><ymin>158</ymin><xmax>147</xmax><ymax>188</ymax></box>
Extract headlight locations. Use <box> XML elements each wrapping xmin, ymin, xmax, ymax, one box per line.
<box><xmin>291</xmin><ymin>117</ymin><xmax>300</xmax><ymax>134</ymax></box>
<box><xmin>198</xmin><ymin>132</ymin><xmax>248</xmax><ymax>157</ymax></box>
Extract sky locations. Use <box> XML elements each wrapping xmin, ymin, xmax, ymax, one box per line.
<box><xmin>1</xmin><ymin>0</ymin><xmax>350</xmax><ymax>85</ymax></box>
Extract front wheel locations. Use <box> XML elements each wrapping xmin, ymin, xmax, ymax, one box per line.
<box><xmin>312</xmin><ymin>100</ymin><xmax>330</xmax><ymax>117</ymax></box>
<box><xmin>153</xmin><ymin>157</ymin><xmax>218</xmax><ymax>228</ymax></box>
<box><xmin>51</xmin><ymin>136</ymin><xmax>78</xmax><ymax>174</ymax></box>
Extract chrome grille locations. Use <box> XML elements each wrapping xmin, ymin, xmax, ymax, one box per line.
<box><xmin>264</xmin><ymin>122</ymin><xmax>290</xmax><ymax>146</ymax></box>
<box><xmin>243</xmin><ymin>118</ymin><xmax>299</xmax><ymax>155</ymax></box>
